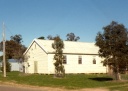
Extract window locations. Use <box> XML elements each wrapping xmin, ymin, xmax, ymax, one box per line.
<box><xmin>93</xmin><ymin>58</ymin><xmax>96</xmax><ymax>64</ymax></box>
<box><xmin>63</xmin><ymin>55</ymin><xmax>67</xmax><ymax>64</ymax></box>
<box><xmin>78</xmin><ymin>56</ymin><xmax>82</xmax><ymax>64</ymax></box>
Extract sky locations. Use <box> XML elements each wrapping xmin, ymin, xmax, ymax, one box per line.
<box><xmin>0</xmin><ymin>0</ymin><xmax>128</xmax><ymax>47</ymax></box>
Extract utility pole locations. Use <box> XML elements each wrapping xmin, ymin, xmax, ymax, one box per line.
<box><xmin>3</xmin><ymin>22</ymin><xmax>6</xmax><ymax>77</ymax></box>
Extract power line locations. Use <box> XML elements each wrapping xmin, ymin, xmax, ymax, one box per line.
<box><xmin>4</xmin><ymin>25</ymin><xmax>14</xmax><ymax>38</ymax></box>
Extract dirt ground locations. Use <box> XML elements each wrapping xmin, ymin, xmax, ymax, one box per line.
<box><xmin>30</xmin><ymin>87</ymin><xmax>110</xmax><ymax>91</ymax></box>
<box><xmin>0</xmin><ymin>81</ymin><xmax>109</xmax><ymax>91</ymax></box>
<box><xmin>29</xmin><ymin>87</ymin><xmax>110</xmax><ymax>91</ymax></box>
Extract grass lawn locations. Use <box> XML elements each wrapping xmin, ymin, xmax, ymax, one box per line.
<box><xmin>0</xmin><ymin>71</ymin><xmax>128</xmax><ymax>91</ymax></box>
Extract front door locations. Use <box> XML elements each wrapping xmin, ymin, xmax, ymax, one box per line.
<box><xmin>34</xmin><ymin>61</ymin><xmax>38</xmax><ymax>73</ymax></box>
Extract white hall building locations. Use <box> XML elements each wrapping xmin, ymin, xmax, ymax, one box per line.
<box><xmin>23</xmin><ymin>39</ymin><xmax>107</xmax><ymax>74</ymax></box>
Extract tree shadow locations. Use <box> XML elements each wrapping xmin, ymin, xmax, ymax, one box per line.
<box><xmin>89</xmin><ymin>77</ymin><xmax>113</xmax><ymax>81</ymax></box>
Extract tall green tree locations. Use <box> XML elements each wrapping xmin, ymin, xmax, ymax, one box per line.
<box><xmin>52</xmin><ymin>36</ymin><xmax>65</xmax><ymax>77</ymax></box>
<box><xmin>95</xmin><ymin>21</ymin><xmax>128</xmax><ymax>80</ymax></box>
<box><xmin>66</xmin><ymin>32</ymin><xmax>80</xmax><ymax>41</ymax></box>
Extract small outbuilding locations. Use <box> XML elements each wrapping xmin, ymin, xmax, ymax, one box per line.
<box><xmin>9</xmin><ymin>59</ymin><xmax>23</xmax><ymax>72</ymax></box>
<box><xmin>23</xmin><ymin>39</ymin><xmax>107</xmax><ymax>74</ymax></box>
<box><xmin>0</xmin><ymin>59</ymin><xmax>23</xmax><ymax>72</ymax></box>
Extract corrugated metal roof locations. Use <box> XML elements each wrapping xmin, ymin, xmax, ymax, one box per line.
<box><xmin>33</xmin><ymin>39</ymin><xmax>99</xmax><ymax>54</ymax></box>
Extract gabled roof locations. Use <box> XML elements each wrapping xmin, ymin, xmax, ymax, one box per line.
<box><xmin>24</xmin><ymin>39</ymin><xmax>99</xmax><ymax>55</ymax></box>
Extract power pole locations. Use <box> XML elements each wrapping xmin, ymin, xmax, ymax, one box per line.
<box><xmin>3</xmin><ymin>22</ymin><xmax>6</xmax><ymax>77</ymax></box>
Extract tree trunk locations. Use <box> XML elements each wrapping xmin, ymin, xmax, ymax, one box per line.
<box><xmin>117</xmin><ymin>72</ymin><xmax>121</xmax><ymax>80</ymax></box>
<box><xmin>114</xmin><ymin>66</ymin><xmax>121</xmax><ymax>80</ymax></box>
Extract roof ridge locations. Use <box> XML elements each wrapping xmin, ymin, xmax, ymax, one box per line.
<box><xmin>35</xmin><ymin>38</ymin><xmax>95</xmax><ymax>44</ymax></box>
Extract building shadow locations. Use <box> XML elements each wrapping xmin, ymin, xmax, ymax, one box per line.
<box><xmin>89</xmin><ymin>77</ymin><xmax>113</xmax><ymax>81</ymax></box>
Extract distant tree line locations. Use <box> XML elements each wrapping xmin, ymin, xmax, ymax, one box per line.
<box><xmin>38</xmin><ymin>32</ymin><xmax>80</xmax><ymax>41</ymax></box>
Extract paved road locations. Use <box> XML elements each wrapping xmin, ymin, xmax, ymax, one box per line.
<box><xmin>0</xmin><ymin>85</ymin><xmax>44</xmax><ymax>91</ymax></box>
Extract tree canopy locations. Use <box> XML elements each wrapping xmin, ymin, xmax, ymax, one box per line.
<box><xmin>47</xmin><ymin>35</ymin><xmax>54</xmax><ymax>40</ymax></box>
<box><xmin>66</xmin><ymin>32</ymin><xmax>80</xmax><ymax>41</ymax></box>
<box><xmin>0</xmin><ymin>34</ymin><xmax>26</xmax><ymax>60</ymax></box>
<box><xmin>95</xmin><ymin>21</ymin><xmax>128</xmax><ymax>80</ymax></box>
<box><xmin>10</xmin><ymin>34</ymin><xmax>22</xmax><ymax>44</ymax></box>
<box><xmin>38</xmin><ymin>36</ymin><xmax>45</xmax><ymax>39</ymax></box>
